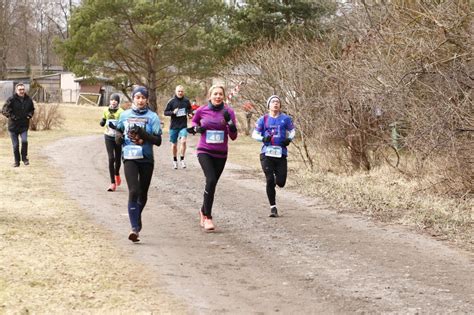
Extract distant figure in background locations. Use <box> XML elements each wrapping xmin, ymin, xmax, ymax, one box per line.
<box><xmin>100</xmin><ymin>93</ymin><xmax>124</xmax><ymax>191</ymax></box>
<box><xmin>252</xmin><ymin>95</ymin><xmax>295</xmax><ymax>217</ymax></box>
<box><xmin>164</xmin><ymin>85</ymin><xmax>192</xmax><ymax>169</ymax></box>
<box><xmin>191</xmin><ymin>99</ymin><xmax>200</xmax><ymax>115</ymax></box>
<box><xmin>1</xmin><ymin>83</ymin><xmax>35</xmax><ymax>167</ymax></box>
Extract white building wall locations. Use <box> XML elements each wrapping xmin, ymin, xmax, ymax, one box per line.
<box><xmin>61</xmin><ymin>72</ymin><xmax>80</xmax><ymax>103</ymax></box>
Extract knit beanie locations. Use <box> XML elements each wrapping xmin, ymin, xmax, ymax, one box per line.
<box><xmin>132</xmin><ymin>86</ymin><xmax>149</xmax><ymax>99</ymax></box>
<box><xmin>110</xmin><ymin>93</ymin><xmax>120</xmax><ymax>103</ymax></box>
<box><xmin>266</xmin><ymin>95</ymin><xmax>281</xmax><ymax>109</ymax></box>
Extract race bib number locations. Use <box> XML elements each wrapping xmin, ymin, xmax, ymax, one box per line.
<box><xmin>205</xmin><ymin>130</ymin><xmax>225</xmax><ymax>144</ymax></box>
<box><xmin>123</xmin><ymin>144</ymin><xmax>144</xmax><ymax>160</ymax></box>
<box><xmin>105</xmin><ymin>119</ymin><xmax>117</xmax><ymax>136</ymax></box>
<box><xmin>265</xmin><ymin>145</ymin><xmax>282</xmax><ymax>158</ymax></box>
<box><xmin>176</xmin><ymin>108</ymin><xmax>186</xmax><ymax>117</ymax></box>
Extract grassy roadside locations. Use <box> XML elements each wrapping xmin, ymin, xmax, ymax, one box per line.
<box><xmin>228</xmin><ymin>133</ymin><xmax>473</xmax><ymax>252</ymax></box>
<box><xmin>0</xmin><ymin>104</ymin><xmax>186</xmax><ymax>313</ymax></box>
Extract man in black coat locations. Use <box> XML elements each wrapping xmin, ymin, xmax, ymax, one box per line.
<box><xmin>2</xmin><ymin>83</ymin><xmax>35</xmax><ymax>167</ymax></box>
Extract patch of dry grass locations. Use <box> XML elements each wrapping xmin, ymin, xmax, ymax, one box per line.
<box><xmin>228</xmin><ymin>134</ymin><xmax>473</xmax><ymax>252</ymax></box>
<box><xmin>290</xmin><ymin>165</ymin><xmax>473</xmax><ymax>251</ymax></box>
<box><xmin>0</xmin><ymin>104</ymin><xmax>186</xmax><ymax>313</ymax></box>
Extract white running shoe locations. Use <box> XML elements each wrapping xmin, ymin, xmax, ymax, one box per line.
<box><xmin>172</xmin><ymin>161</ymin><xmax>178</xmax><ymax>169</ymax></box>
<box><xmin>180</xmin><ymin>160</ymin><xmax>186</xmax><ymax>169</ymax></box>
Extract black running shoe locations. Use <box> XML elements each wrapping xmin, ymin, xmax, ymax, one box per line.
<box><xmin>128</xmin><ymin>231</ymin><xmax>140</xmax><ymax>243</ymax></box>
<box><xmin>269</xmin><ymin>207</ymin><xmax>279</xmax><ymax>217</ymax></box>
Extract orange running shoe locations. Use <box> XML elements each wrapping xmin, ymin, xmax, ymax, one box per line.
<box><xmin>203</xmin><ymin>217</ymin><xmax>215</xmax><ymax>231</ymax></box>
<box><xmin>115</xmin><ymin>175</ymin><xmax>122</xmax><ymax>186</ymax></box>
<box><xmin>107</xmin><ymin>183</ymin><xmax>116</xmax><ymax>192</ymax></box>
<box><xmin>199</xmin><ymin>211</ymin><xmax>205</xmax><ymax>227</ymax></box>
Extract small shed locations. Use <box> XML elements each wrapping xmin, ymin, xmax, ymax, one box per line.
<box><xmin>74</xmin><ymin>76</ymin><xmax>115</xmax><ymax>106</ymax></box>
<box><xmin>32</xmin><ymin>73</ymin><xmax>62</xmax><ymax>102</ymax></box>
<box><xmin>31</xmin><ymin>72</ymin><xmax>81</xmax><ymax>103</ymax></box>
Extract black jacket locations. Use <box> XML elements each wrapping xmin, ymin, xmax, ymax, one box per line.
<box><xmin>164</xmin><ymin>96</ymin><xmax>191</xmax><ymax>130</ymax></box>
<box><xmin>2</xmin><ymin>93</ymin><xmax>35</xmax><ymax>133</ymax></box>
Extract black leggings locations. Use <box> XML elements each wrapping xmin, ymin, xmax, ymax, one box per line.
<box><xmin>105</xmin><ymin>136</ymin><xmax>122</xmax><ymax>183</ymax></box>
<box><xmin>124</xmin><ymin>160</ymin><xmax>154</xmax><ymax>209</ymax></box>
<box><xmin>198</xmin><ymin>153</ymin><xmax>227</xmax><ymax>218</ymax></box>
<box><xmin>260</xmin><ymin>154</ymin><xmax>287</xmax><ymax>206</ymax></box>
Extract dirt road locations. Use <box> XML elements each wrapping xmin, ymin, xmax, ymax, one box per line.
<box><xmin>44</xmin><ymin>135</ymin><xmax>473</xmax><ymax>314</ymax></box>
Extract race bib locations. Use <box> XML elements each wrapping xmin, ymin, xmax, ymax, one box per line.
<box><xmin>123</xmin><ymin>144</ymin><xmax>144</xmax><ymax>160</ymax></box>
<box><xmin>265</xmin><ymin>145</ymin><xmax>282</xmax><ymax>158</ymax></box>
<box><xmin>105</xmin><ymin>119</ymin><xmax>117</xmax><ymax>137</ymax></box>
<box><xmin>176</xmin><ymin>108</ymin><xmax>186</xmax><ymax>117</ymax></box>
<box><xmin>205</xmin><ymin>130</ymin><xmax>225</xmax><ymax>144</ymax></box>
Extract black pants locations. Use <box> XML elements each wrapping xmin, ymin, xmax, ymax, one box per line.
<box><xmin>105</xmin><ymin>136</ymin><xmax>122</xmax><ymax>183</ymax></box>
<box><xmin>9</xmin><ymin>130</ymin><xmax>28</xmax><ymax>163</ymax></box>
<box><xmin>198</xmin><ymin>153</ymin><xmax>227</xmax><ymax>218</ymax></box>
<box><xmin>260</xmin><ymin>154</ymin><xmax>287</xmax><ymax>206</ymax></box>
<box><xmin>124</xmin><ymin>160</ymin><xmax>154</xmax><ymax>209</ymax></box>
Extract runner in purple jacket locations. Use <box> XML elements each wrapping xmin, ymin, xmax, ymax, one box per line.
<box><xmin>187</xmin><ymin>85</ymin><xmax>238</xmax><ymax>231</ymax></box>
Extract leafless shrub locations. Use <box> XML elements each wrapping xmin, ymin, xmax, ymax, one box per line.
<box><xmin>29</xmin><ymin>103</ymin><xmax>65</xmax><ymax>131</ymax></box>
<box><xmin>0</xmin><ymin>115</ymin><xmax>7</xmax><ymax>136</ymax></box>
<box><xmin>224</xmin><ymin>1</ymin><xmax>472</xmax><ymax>196</ymax></box>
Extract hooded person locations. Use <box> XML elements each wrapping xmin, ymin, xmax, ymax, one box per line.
<box><xmin>252</xmin><ymin>94</ymin><xmax>296</xmax><ymax>217</ymax></box>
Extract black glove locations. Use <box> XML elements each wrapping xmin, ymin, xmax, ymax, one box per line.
<box><xmin>127</xmin><ymin>125</ymin><xmax>144</xmax><ymax>145</ymax></box>
<box><xmin>195</xmin><ymin>126</ymin><xmax>206</xmax><ymax>134</ymax></box>
<box><xmin>108</xmin><ymin>121</ymin><xmax>117</xmax><ymax>130</ymax></box>
<box><xmin>281</xmin><ymin>138</ymin><xmax>291</xmax><ymax>146</ymax></box>
<box><xmin>115</xmin><ymin>132</ymin><xmax>124</xmax><ymax>145</ymax></box>
<box><xmin>187</xmin><ymin>126</ymin><xmax>205</xmax><ymax>135</ymax></box>
<box><xmin>186</xmin><ymin>126</ymin><xmax>196</xmax><ymax>135</ymax></box>
<box><xmin>100</xmin><ymin>118</ymin><xmax>106</xmax><ymax>127</ymax></box>
<box><xmin>135</xmin><ymin>125</ymin><xmax>147</xmax><ymax>139</ymax></box>
<box><xmin>223</xmin><ymin>110</ymin><xmax>231</xmax><ymax>123</ymax></box>
<box><xmin>153</xmin><ymin>134</ymin><xmax>162</xmax><ymax>147</ymax></box>
<box><xmin>262</xmin><ymin>135</ymin><xmax>272</xmax><ymax>143</ymax></box>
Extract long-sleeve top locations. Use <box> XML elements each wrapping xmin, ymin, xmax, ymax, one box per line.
<box><xmin>116</xmin><ymin>107</ymin><xmax>162</xmax><ymax>163</ymax></box>
<box><xmin>163</xmin><ymin>95</ymin><xmax>191</xmax><ymax>130</ymax></box>
<box><xmin>252</xmin><ymin>113</ymin><xmax>295</xmax><ymax>157</ymax></box>
<box><xmin>102</xmin><ymin>107</ymin><xmax>124</xmax><ymax>138</ymax></box>
<box><xmin>191</xmin><ymin>102</ymin><xmax>238</xmax><ymax>159</ymax></box>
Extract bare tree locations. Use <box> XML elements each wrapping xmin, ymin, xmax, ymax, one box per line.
<box><xmin>0</xmin><ymin>0</ymin><xmax>20</xmax><ymax>79</ymax></box>
<box><xmin>225</xmin><ymin>1</ymin><xmax>473</xmax><ymax>196</ymax></box>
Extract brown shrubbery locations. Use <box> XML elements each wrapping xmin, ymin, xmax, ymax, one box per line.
<box><xmin>226</xmin><ymin>1</ymin><xmax>473</xmax><ymax>197</ymax></box>
<box><xmin>1</xmin><ymin>103</ymin><xmax>64</xmax><ymax>135</ymax></box>
<box><xmin>29</xmin><ymin>103</ymin><xmax>65</xmax><ymax>131</ymax></box>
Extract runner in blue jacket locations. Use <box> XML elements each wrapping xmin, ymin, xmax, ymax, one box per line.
<box><xmin>252</xmin><ymin>95</ymin><xmax>295</xmax><ymax>217</ymax></box>
<box><xmin>115</xmin><ymin>86</ymin><xmax>162</xmax><ymax>242</ymax></box>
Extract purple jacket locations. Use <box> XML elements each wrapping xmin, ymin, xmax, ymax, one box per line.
<box><xmin>191</xmin><ymin>103</ymin><xmax>238</xmax><ymax>158</ymax></box>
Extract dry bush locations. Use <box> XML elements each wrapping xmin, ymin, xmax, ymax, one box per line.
<box><xmin>0</xmin><ymin>115</ymin><xmax>7</xmax><ymax>136</ymax></box>
<box><xmin>225</xmin><ymin>1</ymin><xmax>473</xmax><ymax>196</ymax></box>
<box><xmin>29</xmin><ymin>103</ymin><xmax>65</xmax><ymax>131</ymax></box>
